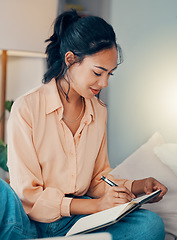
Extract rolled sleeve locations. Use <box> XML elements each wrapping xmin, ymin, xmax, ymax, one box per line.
<box><xmin>124</xmin><ymin>179</ymin><xmax>134</xmax><ymax>192</ymax></box>
<box><xmin>106</xmin><ymin>175</ymin><xmax>134</xmax><ymax>192</ymax></box>
<box><xmin>61</xmin><ymin>197</ymin><xmax>72</xmax><ymax>217</ymax></box>
<box><xmin>87</xmin><ymin>128</ymin><xmax>111</xmax><ymax>198</ymax></box>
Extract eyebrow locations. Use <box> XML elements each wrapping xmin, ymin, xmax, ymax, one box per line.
<box><xmin>94</xmin><ymin>65</ymin><xmax>118</xmax><ymax>72</ymax></box>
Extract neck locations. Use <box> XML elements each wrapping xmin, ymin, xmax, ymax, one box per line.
<box><xmin>57</xmin><ymin>78</ymin><xmax>82</xmax><ymax>107</ymax></box>
<box><xmin>56</xmin><ymin>79</ymin><xmax>85</xmax><ymax>125</ymax></box>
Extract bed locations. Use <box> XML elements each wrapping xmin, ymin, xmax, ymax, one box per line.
<box><xmin>110</xmin><ymin>132</ymin><xmax>177</xmax><ymax>240</ymax></box>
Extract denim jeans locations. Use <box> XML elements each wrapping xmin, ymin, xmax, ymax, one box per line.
<box><xmin>0</xmin><ymin>178</ymin><xmax>165</xmax><ymax>240</ymax></box>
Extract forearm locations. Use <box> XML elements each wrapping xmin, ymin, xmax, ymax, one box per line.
<box><xmin>70</xmin><ymin>198</ymin><xmax>100</xmax><ymax>215</ymax></box>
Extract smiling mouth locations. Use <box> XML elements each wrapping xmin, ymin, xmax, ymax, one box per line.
<box><xmin>90</xmin><ymin>88</ymin><xmax>100</xmax><ymax>95</ymax></box>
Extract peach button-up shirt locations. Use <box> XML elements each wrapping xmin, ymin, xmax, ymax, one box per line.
<box><xmin>7</xmin><ymin>78</ymin><xmax>132</xmax><ymax>223</ymax></box>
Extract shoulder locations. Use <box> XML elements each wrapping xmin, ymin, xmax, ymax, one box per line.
<box><xmin>90</xmin><ymin>97</ymin><xmax>107</xmax><ymax>122</ymax></box>
<box><xmin>10</xmin><ymin>84</ymin><xmax>45</xmax><ymax>119</ymax></box>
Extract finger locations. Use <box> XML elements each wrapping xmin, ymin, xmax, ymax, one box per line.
<box><xmin>154</xmin><ymin>196</ymin><xmax>163</xmax><ymax>202</ymax></box>
<box><xmin>118</xmin><ymin>192</ymin><xmax>132</xmax><ymax>202</ymax></box>
<box><xmin>113</xmin><ymin>186</ymin><xmax>135</xmax><ymax>198</ymax></box>
<box><xmin>161</xmin><ymin>186</ymin><xmax>168</xmax><ymax>197</ymax></box>
<box><xmin>114</xmin><ymin>192</ymin><xmax>119</xmax><ymax>198</ymax></box>
<box><xmin>114</xmin><ymin>191</ymin><xmax>132</xmax><ymax>202</ymax></box>
<box><xmin>158</xmin><ymin>186</ymin><xmax>168</xmax><ymax>198</ymax></box>
<box><xmin>152</xmin><ymin>181</ymin><xmax>168</xmax><ymax>197</ymax></box>
<box><xmin>149</xmin><ymin>196</ymin><xmax>163</xmax><ymax>203</ymax></box>
<box><xmin>114</xmin><ymin>197</ymin><xmax>131</xmax><ymax>204</ymax></box>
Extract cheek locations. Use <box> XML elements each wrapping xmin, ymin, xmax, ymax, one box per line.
<box><xmin>70</xmin><ymin>66</ymin><xmax>85</xmax><ymax>81</ymax></box>
<box><xmin>69</xmin><ymin>64</ymin><xmax>96</xmax><ymax>88</ymax></box>
<box><xmin>74</xmin><ymin>69</ymin><xmax>92</xmax><ymax>85</ymax></box>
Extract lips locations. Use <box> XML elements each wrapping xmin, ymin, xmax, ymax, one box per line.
<box><xmin>90</xmin><ymin>88</ymin><xmax>100</xmax><ymax>95</ymax></box>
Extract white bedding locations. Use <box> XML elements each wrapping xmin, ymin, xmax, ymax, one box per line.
<box><xmin>110</xmin><ymin>132</ymin><xmax>177</xmax><ymax>239</ymax></box>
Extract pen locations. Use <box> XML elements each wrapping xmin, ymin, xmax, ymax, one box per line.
<box><xmin>101</xmin><ymin>176</ymin><xmax>118</xmax><ymax>187</ymax></box>
<box><xmin>101</xmin><ymin>176</ymin><xmax>136</xmax><ymax>201</ymax></box>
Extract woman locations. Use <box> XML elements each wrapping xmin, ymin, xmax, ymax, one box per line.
<box><xmin>0</xmin><ymin>9</ymin><xmax>167</xmax><ymax>239</ymax></box>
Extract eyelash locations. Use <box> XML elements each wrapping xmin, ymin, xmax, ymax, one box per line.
<box><xmin>94</xmin><ymin>72</ymin><xmax>102</xmax><ymax>76</ymax></box>
<box><xmin>109</xmin><ymin>73</ymin><xmax>114</xmax><ymax>76</ymax></box>
<box><xmin>94</xmin><ymin>72</ymin><xmax>114</xmax><ymax>77</ymax></box>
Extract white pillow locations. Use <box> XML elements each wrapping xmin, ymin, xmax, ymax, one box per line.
<box><xmin>154</xmin><ymin>143</ymin><xmax>177</xmax><ymax>176</ymax></box>
<box><xmin>110</xmin><ymin>132</ymin><xmax>177</xmax><ymax>237</ymax></box>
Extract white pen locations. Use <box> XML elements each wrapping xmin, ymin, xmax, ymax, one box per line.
<box><xmin>101</xmin><ymin>175</ymin><xmax>118</xmax><ymax>187</ymax></box>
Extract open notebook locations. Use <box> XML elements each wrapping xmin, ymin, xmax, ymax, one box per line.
<box><xmin>66</xmin><ymin>189</ymin><xmax>161</xmax><ymax>237</ymax></box>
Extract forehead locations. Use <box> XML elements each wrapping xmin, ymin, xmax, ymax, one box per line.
<box><xmin>82</xmin><ymin>47</ymin><xmax>118</xmax><ymax>69</ymax></box>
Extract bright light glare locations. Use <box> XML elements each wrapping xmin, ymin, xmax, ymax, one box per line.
<box><xmin>164</xmin><ymin>85</ymin><xmax>177</xmax><ymax>118</ymax></box>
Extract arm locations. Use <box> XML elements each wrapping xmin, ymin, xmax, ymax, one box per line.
<box><xmin>87</xmin><ymin>126</ymin><xmax>133</xmax><ymax>197</ymax></box>
<box><xmin>7</xmin><ymin>97</ymin><xmax>71</xmax><ymax>222</ymax></box>
<box><xmin>84</xmin><ymin>123</ymin><xmax>135</xmax><ymax>212</ymax></box>
<box><xmin>70</xmin><ymin>175</ymin><xmax>169</xmax><ymax>215</ymax></box>
<box><xmin>70</xmin><ymin>184</ymin><xmax>135</xmax><ymax>214</ymax></box>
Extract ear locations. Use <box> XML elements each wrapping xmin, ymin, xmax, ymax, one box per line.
<box><xmin>65</xmin><ymin>51</ymin><xmax>77</xmax><ymax>67</ymax></box>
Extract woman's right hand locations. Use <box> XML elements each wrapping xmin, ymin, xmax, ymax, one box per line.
<box><xmin>98</xmin><ymin>184</ymin><xmax>136</xmax><ymax>212</ymax></box>
<box><xmin>70</xmin><ymin>185</ymin><xmax>136</xmax><ymax>215</ymax></box>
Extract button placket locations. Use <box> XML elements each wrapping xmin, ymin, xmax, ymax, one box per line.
<box><xmin>60</xmin><ymin>121</ymin><xmax>77</xmax><ymax>192</ymax></box>
<box><xmin>69</xmin><ymin>137</ymin><xmax>77</xmax><ymax>191</ymax></box>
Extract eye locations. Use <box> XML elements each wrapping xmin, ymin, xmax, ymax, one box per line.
<box><xmin>108</xmin><ymin>72</ymin><xmax>114</xmax><ymax>76</ymax></box>
<box><xmin>93</xmin><ymin>71</ymin><xmax>102</xmax><ymax>76</ymax></box>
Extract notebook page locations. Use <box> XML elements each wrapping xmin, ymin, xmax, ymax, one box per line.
<box><xmin>66</xmin><ymin>202</ymin><xmax>131</xmax><ymax>236</ymax></box>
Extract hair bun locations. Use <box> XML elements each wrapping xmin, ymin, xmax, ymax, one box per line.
<box><xmin>45</xmin><ymin>9</ymin><xmax>81</xmax><ymax>68</ymax></box>
<box><xmin>57</xmin><ymin>9</ymin><xmax>81</xmax><ymax>36</ymax></box>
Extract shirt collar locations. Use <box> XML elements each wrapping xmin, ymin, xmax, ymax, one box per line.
<box><xmin>44</xmin><ymin>78</ymin><xmax>63</xmax><ymax>117</ymax></box>
<box><xmin>44</xmin><ymin>78</ymin><xmax>95</xmax><ymax>123</ymax></box>
<box><xmin>83</xmin><ymin>98</ymin><xmax>95</xmax><ymax>125</ymax></box>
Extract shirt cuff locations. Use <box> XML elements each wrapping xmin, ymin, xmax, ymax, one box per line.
<box><xmin>124</xmin><ymin>179</ymin><xmax>134</xmax><ymax>192</ymax></box>
<box><xmin>60</xmin><ymin>197</ymin><xmax>72</xmax><ymax>217</ymax></box>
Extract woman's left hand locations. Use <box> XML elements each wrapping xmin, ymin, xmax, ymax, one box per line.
<box><xmin>144</xmin><ymin>177</ymin><xmax>168</xmax><ymax>202</ymax></box>
<box><xmin>132</xmin><ymin>177</ymin><xmax>168</xmax><ymax>202</ymax></box>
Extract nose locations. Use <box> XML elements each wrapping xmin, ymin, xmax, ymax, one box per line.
<box><xmin>98</xmin><ymin>76</ymin><xmax>109</xmax><ymax>89</ymax></box>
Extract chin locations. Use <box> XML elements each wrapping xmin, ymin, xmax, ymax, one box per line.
<box><xmin>85</xmin><ymin>93</ymin><xmax>95</xmax><ymax>99</ymax></box>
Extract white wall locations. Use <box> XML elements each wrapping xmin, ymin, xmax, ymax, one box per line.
<box><xmin>6</xmin><ymin>56</ymin><xmax>45</xmax><ymax>101</ymax></box>
<box><xmin>108</xmin><ymin>0</ymin><xmax>177</xmax><ymax>167</ymax></box>
<box><xmin>3</xmin><ymin>54</ymin><xmax>46</xmax><ymax>143</ymax></box>
<box><xmin>0</xmin><ymin>54</ymin><xmax>46</xmax><ymax>179</ymax></box>
<box><xmin>0</xmin><ymin>0</ymin><xmax>58</xmax><ymax>53</ymax></box>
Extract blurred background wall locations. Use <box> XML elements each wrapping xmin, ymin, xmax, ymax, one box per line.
<box><xmin>108</xmin><ymin>0</ymin><xmax>177</xmax><ymax>167</ymax></box>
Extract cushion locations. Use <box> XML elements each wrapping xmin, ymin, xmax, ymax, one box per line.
<box><xmin>110</xmin><ymin>132</ymin><xmax>177</xmax><ymax>237</ymax></box>
<box><xmin>154</xmin><ymin>143</ymin><xmax>177</xmax><ymax>176</ymax></box>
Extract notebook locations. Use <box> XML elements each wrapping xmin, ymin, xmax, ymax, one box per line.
<box><xmin>66</xmin><ymin>189</ymin><xmax>161</xmax><ymax>236</ymax></box>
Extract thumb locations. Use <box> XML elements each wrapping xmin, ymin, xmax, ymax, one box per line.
<box><xmin>144</xmin><ymin>180</ymin><xmax>153</xmax><ymax>195</ymax></box>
